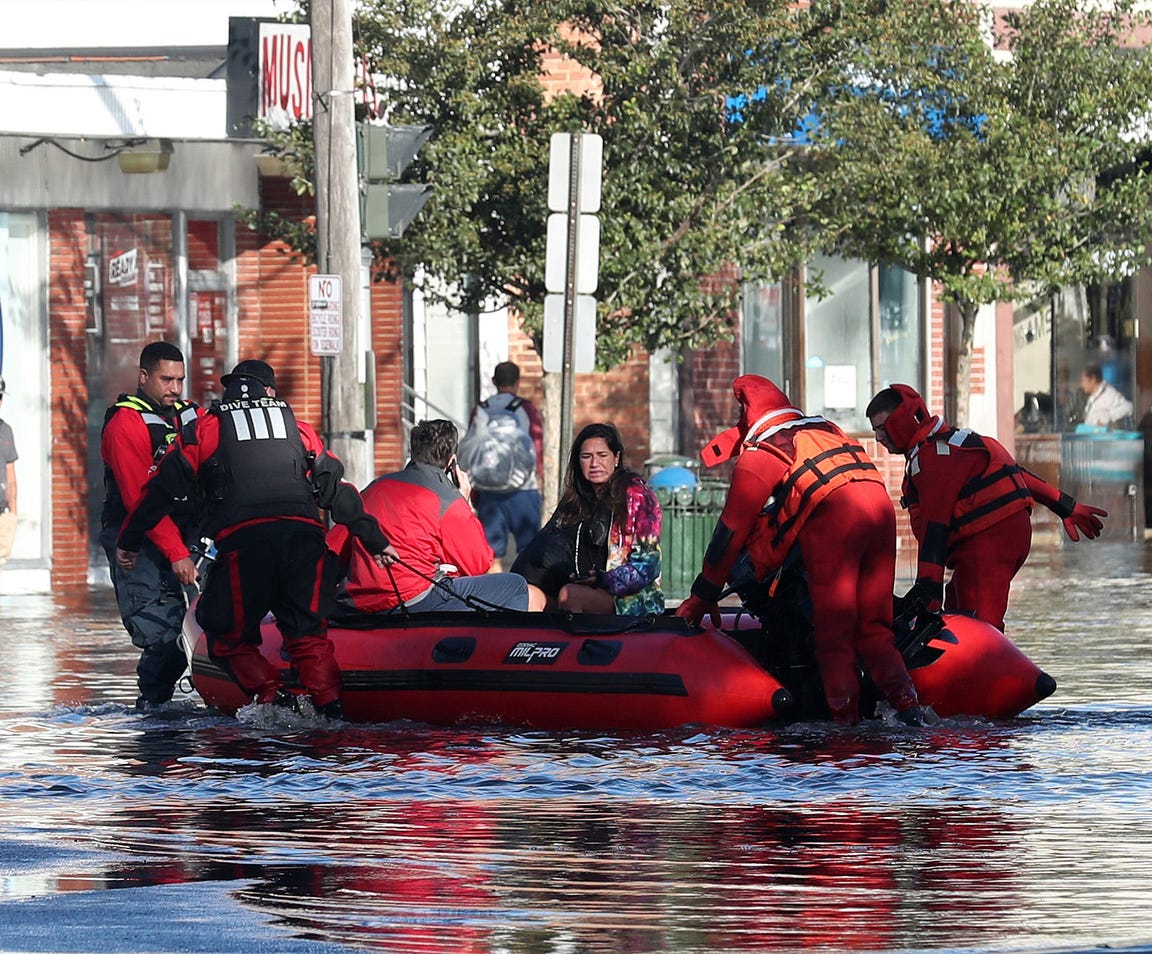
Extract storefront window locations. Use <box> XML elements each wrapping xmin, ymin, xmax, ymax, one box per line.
<box><xmin>0</xmin><ymin>212</ymin><xmax>49</xmax><ymax>572</ymax></box>
<box><xmin>877</xmin><ymin>263</ymin><xmax>921</xmax><ymax>394</ymax></box>
<box><xmin>1016</xmin><ymin>280</ymin><xmax>1137</xmax><ymax>434</ymax></box>
<box><xmin>742</xmin><ymin>281</ymin><xmax>785</xmax><ymax>387</ymax></box>
<box><xmin>84</xmin><ymin>213</ymin><xmax>234</xmax><ymax>571</ymax></box>
<box><xmin>742</xmin><ymin>258</ymin><xmax>923</xmax><ymax>432</ymax></box>
<box><xmin>804</xmin><ymin>255</ymin><xmax>872</xmax><ymax>429</ymax></box>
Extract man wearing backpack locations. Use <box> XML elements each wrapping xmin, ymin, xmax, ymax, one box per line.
<box><xmin>457</xmin><ymin>361</ymin><xmax>544</xmax><ymax>570</ymax></box>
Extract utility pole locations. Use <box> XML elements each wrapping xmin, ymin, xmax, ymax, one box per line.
<box><xmin>312</xmin><ymin>0</ymin><xmax>373</xmax><ymax>487</ymax></box>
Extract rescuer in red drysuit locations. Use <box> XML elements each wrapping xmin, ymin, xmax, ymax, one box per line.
<box><xmin>115</xmin><ymin>359</ymin><xmax>399</xmax><ymax>718</ymax></box>
<box><xmin>676</xmin><ymin>374</ymin><xmax>925</xmax><ymax>726</ymax></box>
<box><xmin>866</xmin><ymin>384</ymin><xmax>1107</xmax><ymax>632</ymax></box>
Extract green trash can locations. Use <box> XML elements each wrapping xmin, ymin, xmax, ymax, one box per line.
<box><xmin>652</xmin><ymin>478</ymin><xmax>728</xmax><ymax>603</ymax></box>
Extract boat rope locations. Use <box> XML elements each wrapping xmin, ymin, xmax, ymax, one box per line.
<box><xmin>383</xmin><ymin>560</ymin><xmax>411</xmax><ymax>620</ymax></box>
<box><xmin>392</xmin><ymin>556</ymin><xmax>535</xmax><ymax>616</ymax></box>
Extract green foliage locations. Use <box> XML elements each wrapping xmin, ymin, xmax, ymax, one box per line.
<box><xmin>296</xmin><ymin>0</ymin><xmax>826</xmax><ymax>366</ymax></box>
<box><xmin>789</xmin><ymin>0</ymin><xmax>1152</xmax><ymax>308</ymax></box>
<box><xmin>264</xmin><ymin>0</ymin><xmax>1152</xmax><ymax>376</ymax></box>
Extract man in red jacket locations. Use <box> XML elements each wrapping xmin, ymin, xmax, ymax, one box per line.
<box><xmin>116</xmin><ymin>359</ymin><xmax>398</xmax><ymax>718</ymax></box>
<box><xmin>328</xmin><ymin>418</ymin><xmax>545</xmax><ymax>614</ymax></box>
<box><xmin>100</xmin><ymin>341</ymin><xmax>202</xmax><ymax>710</ymax></box>
<box><xmin>676</xmin><ymin>374</ymin><xmax>925</xmax><ymax>726</ymax></box>
<box><xmin>866</xmin><ymin>384</ymin><xmax>1107</xmax><ymax>631</ymax></box>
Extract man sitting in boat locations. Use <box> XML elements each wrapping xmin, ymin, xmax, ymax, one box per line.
<box><xmin>328</xmin><ymin>419</ymin><xmax>547</xmax><ymax>614</ymax></box>
<box><xmin>675</xmin><ymin>374</ymin><xmax>927</xmax><ymax>726</ymax></box>
<box><xmin>866</xmin><ymin>384</ymin><xmax>1107</xmax><ymax>632</ymax></box>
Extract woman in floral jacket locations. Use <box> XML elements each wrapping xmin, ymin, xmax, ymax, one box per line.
<box><xmin>543</xmin><ymin>422</ymin><xmax>664</xmax><ymax>616</ymax></box>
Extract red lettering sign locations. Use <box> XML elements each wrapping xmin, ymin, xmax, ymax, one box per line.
<box><xmin>259</xmin><ymin>23</ymin><xmax>313</xmax><ymax>125</ymax></box>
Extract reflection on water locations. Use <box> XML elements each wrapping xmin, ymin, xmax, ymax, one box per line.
<box><xmin>2</xmin><ymin>547</ymin><xmax>1152</xmax><ymax>952</ymax></box>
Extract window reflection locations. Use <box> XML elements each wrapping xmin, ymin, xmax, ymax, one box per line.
<box><xmin>742</xmin><ymin>256</ymin><xmax>922</xmax><ymax>432</ymax></box>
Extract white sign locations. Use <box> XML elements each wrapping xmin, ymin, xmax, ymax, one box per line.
<box><xmin>824</xmin><ymin>364</ymin><xmax>858</xmax><ymax>410</ymax></box>
<box><xmin>259</xmin><ymin>22</ymin><xmax>313</xmax><ymax>128</ymax></box>
<box><xmin>309</xmin><ymin>274</ymin><xmax>343</xmax><ymax>356</ymax></box>
<box><xmin>107</xmin><ymin>248</ymin><xmax>138</xmax><ymax>287</ymax></box>
<box><xmin>255</xmin><ymin>22</ymin><xmax>384</xmax><ymax>131</ymax></box>
<box><xmin>545</xmin><ymin>213</ymin><xmax>600</xmax><ymax>295</ymax></box>
<box><xmin>547</xmin><ymin>133</ymin><xmax>603</xmax><ymax>213</ymax></box>
<box><xmin>542</xmin><ymin>294</ymin><xmax>596</xmax><ymax>373</ymax></box>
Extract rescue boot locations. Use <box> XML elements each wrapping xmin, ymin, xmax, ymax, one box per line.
<box><xmin>315</xmin><ymin>698</ymin><xmax>345</xmax><ymax>721</ymax></box>
<box><xmin>896</xmin><ymin>704</ymin><xmax>940</xmax><ymax>727</ymax></box>
<box><xmin>266</xmin><ymin>691</ymin><xmax>299</xmax><ymax>709</ymax></box>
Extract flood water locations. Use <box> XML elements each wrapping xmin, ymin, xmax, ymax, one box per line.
<box><xmin>1</xmin><ymin>544</ymin><xmax>1151</xmax><ymax>954</ymax></box>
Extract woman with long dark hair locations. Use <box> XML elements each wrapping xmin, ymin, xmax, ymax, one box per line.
<box><xmin>542</xmin><ymin>422</ymin><xmax>664</xmax><ymax>615</ymax></box>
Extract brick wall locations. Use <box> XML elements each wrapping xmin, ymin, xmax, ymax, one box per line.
<box><xmin>370</xmin><ymin>265</ymin><xmax>406</xmax><ymax>474</ymax></box>
<box><xmin>929</xmin><ymin>288</ymin><xmax>947</xmax><ymax>414</ymax></box>
<box><xmin>237</xmin><ymin>177</ymin><xmax>321</xmax><ymax>421</ymax></box>
<box><xmin>48</xmin><ymin>209</ymin><xmax>90</xmax><ymax>589</ymax></box>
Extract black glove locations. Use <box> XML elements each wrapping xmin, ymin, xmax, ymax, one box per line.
<box><xmin>902</xmin><ymin>579</ymin><xmax>943</xmax><ymax>615</ymax></box>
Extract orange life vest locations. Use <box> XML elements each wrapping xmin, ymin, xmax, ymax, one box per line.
<box><xmin>903</xmin><ymin>428</ymin><xmax>1033</xmax><ymax>542</ymax></box>
<box><xmin>744</xmin><ymin>416</ymin><xmax>885</xmax><ymax>568</ymax></box>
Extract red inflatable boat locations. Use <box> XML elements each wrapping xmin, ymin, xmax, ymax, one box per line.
<box><xmin>181</xmin><ymin>606</ymin><xmax>1055</xmax><ymax>729</ymax></box>
<box><xmin>182</xmin><ymin>609</ymin><xmax>794</xmax><ymax>729</ymax></box>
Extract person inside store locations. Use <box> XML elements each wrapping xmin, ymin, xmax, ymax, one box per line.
<box><xmin>100</xmin><ymin>341</ymin><xmax>202</xmax><ymax>711</ymax></box>
<box><xmin>513</xmin><ymin>422</ymin><xmax>664</xmax><ymax>616</ymax></box>
<box><xmin>867</xmin><ymin>383</ymin><xmax>1107</xmax><ymax>633</ymax></box>
<box><xmin>1077</xmin><ymin>363</ymin><xmax>1134</xmax><ymax>429</ymax></box>
<box><xmin>327</xmin><ymin>418</ymin><xmax>546</xmax><ymax>614</ymax></box>
<box><xmin>115</xmin><ymin>359</ymin><xmax>398</xmax><ymax>720</ymax></box>
<box><xmin>674</xmin><ymin>374</ymin><xmax>927</xmax><ymax>727</ymax></box>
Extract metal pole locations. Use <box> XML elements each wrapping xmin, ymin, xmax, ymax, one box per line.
<box><xmin>558</xmin><ymin>133</ymin><xmax>582</xmax><ymax>500</ymax></box>
<box><xmin>312</xmin><ymin>0</ymin><xmax>372</xmax><ymax>487</ymax></box>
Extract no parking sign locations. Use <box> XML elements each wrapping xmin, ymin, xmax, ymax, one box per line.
<box><xmin>309</xmin><ymin>275</ymin><xmax>343</xmax><ymax>356</ymax></box>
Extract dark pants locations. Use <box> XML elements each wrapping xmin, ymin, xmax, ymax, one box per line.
<box><xmin>100</xmin><ymin>526</ymin><xmax>194</xmax><ymax>706</ymax></box>
<box><xmin>195</xmin><ymin>521</ymin><xmax>341</xmax><ymax>708</ymax></box>
<box><xmin>475</xmin><ymin>489</ymin><xmax>542</xmax><ymax>558</ymax></box>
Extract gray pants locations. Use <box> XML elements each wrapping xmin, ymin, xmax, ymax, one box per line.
<box><xmin>100</xmin><ymin>526</ymin><xmax>195</xmax><ymax>705</ymax></box>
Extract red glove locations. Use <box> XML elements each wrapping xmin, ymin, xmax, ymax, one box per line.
<box><xmin>1063</xmin><ymin>503</ymin><xmax>1107</xmax><ymax>542</ymax></box>
<box><xmin>675</xmin><ymin>594</ymin><xmax>721</xmax><ymax>629</ymax></box>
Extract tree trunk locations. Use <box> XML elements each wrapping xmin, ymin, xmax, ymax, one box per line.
<box><xmin>953</xmin><ymin>298</ymin><xmax>979</xmax><ymax>428</ymax></box>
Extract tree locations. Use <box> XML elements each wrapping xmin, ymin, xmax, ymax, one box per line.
<box><xmin>350</xmin><ymin>0</ymin><xmax>833</xmax><ymax>366</ymax></box>
<box><xmin>769</xmin><ymin>0</ymin><xmax>1152</xmax><ymax>422</ymax></box>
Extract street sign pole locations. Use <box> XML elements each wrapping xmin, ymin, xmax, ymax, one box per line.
<box><xmin>544</xmin><ymin>131</ymin><xmax>602</xmax><ymax>501</ymax></box>
<box><xmin>559</xmin><ymin>133</ymin><xmax>583</xmax><ymax>499</ymax></box>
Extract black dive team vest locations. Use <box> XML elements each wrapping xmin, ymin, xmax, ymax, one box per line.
<box><xmin>197</xmin><ymin>397</ymin><xmax>319</xmax><ymax>538</ymax></box>
<box><xmin>101</xmin><ymin>394</ymin><xmax>198</xmax><ymax>529</ymax></box>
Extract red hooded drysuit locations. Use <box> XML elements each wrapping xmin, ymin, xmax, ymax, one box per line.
<box><xmin>676</xmin><ymin>375</ymin><xmax>919</xmax><ymax>724</ymax></box>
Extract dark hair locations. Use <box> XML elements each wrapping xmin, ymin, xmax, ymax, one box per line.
<box><xmin>139</xmin><ymin>341</ymin><xmax>184</xmax><ymax>372</ymax></box>
<box><xmin>554</xmin><ymin>422</ymin><xmax>636</xmax><ymax>528</ymax></box>
<box><xmin>493</xmin><ymin>361</ymin><xmax>520</xmax><ymax>389</ymax></box>
<box><xmin>865</xmin><ymin>387</ymin><xmax>903</xmax><ymax>418</ymax></box>
<box><xmin>1082</xmin><ymin>363</ymin><xmax>1103</xmax><ymax>382</ymax></box>
<box><xmin>409</xmin><ymin>419</ymin><xmax>458</xmax><ymax>468</ymax></box>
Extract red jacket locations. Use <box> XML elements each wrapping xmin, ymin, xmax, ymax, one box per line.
<box><xmin>699</xmin><ymin>413</ymin><xmax>884</xmax><ymax>590</ymax></box>
<box><xmin>902</xmin><ymin>427</ymin><xmax>1068</xmax><ymax>588</ymax></box>
<box><xmin>101</xmin><ymin>401</ymin><xmax>199</xmax><ymax>563</ymax></box>
<box><xmin>328</xmin><ymin>461</ymin><xmax>494</xmax><ymax>612</ymax></box>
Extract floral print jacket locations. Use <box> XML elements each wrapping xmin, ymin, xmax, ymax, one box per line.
<box><xmin>601</xmin><ymin>475</ymin><xmax>665</xmax><ymax>616</ymax></box>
